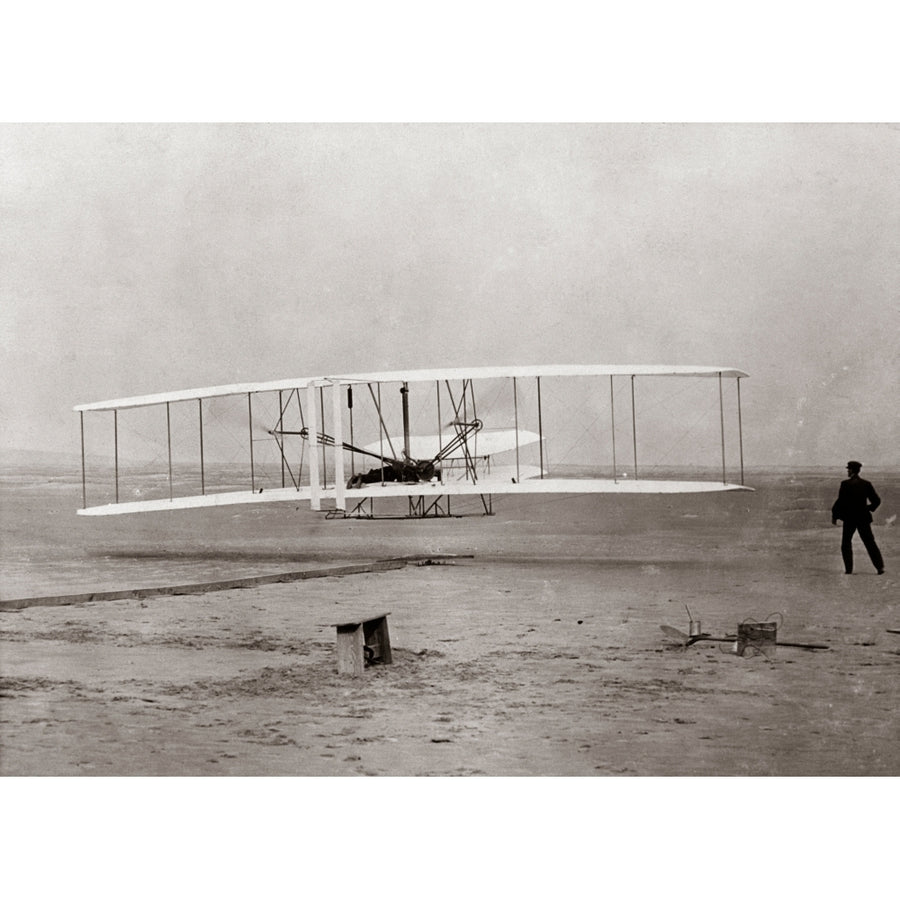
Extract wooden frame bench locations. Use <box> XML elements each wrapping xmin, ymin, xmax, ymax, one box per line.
<box><xmin>332</xmin><ymin>612</ymin><xmax>392</xmax><ymax>675</ymax></box>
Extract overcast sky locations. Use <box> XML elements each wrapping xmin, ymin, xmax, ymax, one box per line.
<box><xmin>2</xmin><ymin>123</ymin><xmax>898</xmax><ymax>467</ymax></box>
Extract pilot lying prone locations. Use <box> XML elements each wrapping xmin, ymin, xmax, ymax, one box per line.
<box><xmin>346</xmin><ymin>457</ymin><xmax>439</xmax><ymax>488</ymax></box>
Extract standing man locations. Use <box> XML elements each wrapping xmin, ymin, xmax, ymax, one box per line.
<box><xmin>831</xmin><ymin>461</ymin><xmax>885</xmax><ymax>575</ymax></box>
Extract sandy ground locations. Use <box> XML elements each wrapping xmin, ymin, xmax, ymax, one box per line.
<box><xmin>1</xmin><ymin>472</ymin><xmax>897</xmax><ymax>776</ymax></box>
<box><xmin>2</xmin><ymin>549</ymin><xmax>898</xmax><ymax>775</ymax></box>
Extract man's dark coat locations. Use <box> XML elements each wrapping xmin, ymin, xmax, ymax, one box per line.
<box><xmin>832</xmin><ymin>475</ymin><xmax>881</xmax><ymax>524</ymax></box>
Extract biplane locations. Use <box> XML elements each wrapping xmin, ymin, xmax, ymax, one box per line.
<box><xmin>74</xmin><ymin>365</ymin><xmax>751</xmax><ymax>518</ymax></box>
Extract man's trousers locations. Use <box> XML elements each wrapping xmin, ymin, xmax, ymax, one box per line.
<box><xmin>841</xmin><ymin>521</ymin><xmax>884</xmax><ymax>573</ymax></box>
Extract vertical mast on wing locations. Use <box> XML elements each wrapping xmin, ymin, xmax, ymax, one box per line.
<box><xmin>401</xmin><ymin>382</ymin><xmax>411</xmax><ymax>461</ymax></box>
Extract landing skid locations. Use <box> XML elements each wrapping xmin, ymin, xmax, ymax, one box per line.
<box><xmin>326</xmin><ymin>493</ymin><xmax>495</xmax><ymax>519</ymax></box>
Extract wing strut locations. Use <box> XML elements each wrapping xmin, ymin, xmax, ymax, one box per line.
<box><xmin>610</xmin><ymin>376</ymin><xmax>618</xmax><ymax>483</ymax></box>
<box><xmin>318</xmin><ymin>387</ymin><xmax>327</xmax><ymax>489</ymax></box>
<box><xmin>376</xmin><ymin>383</ymin><xmax>385</xmax><ymax>485</ymax></box>
<box><xmin>114</xmin><ymin>409</ymin><xmax>119</xmax><ymax>504</ymax></box>
<box><xmin>307</xmin><ymin>383</ymin><xmax>320</xmax><ymax>510</ymax></box>
<box><xmin>199</xmin><ymin>398</ymin><xmax>205</xmax><ymax>495</ymax></box>
<box><xmin>435</xmin><ymin>380</ymin><xmax>442</xmax><ymax>482</ymax></box>
<box><xmin>348</xmin><ymin>385</ymin><xmax>356</xmax><ymax>481</ymax></box>
<box><xmin>332</xmin><ymin>382</ymin><xmax>345</xmax><ymax>511</ymax></box>
<box><xmin>630</xmin><ymin>376</ymin><xmax>639</xmax><ymax>478</ymax></box>
<box><xmin>467</xmin><ymin>379</ymin><xmax>477</xmax><ymax>456</ymax></box>
<box><xmin>278</xmin><ymin>390</ymin><xmax>285</xmax><ymax>488</ymax></box>
<box><xmin>167</xmin><ymin>401</ymin><xmax>173</xmax><ymax>500</ymax></box>
<box><xmin>80</xmin><ymin>411</ymin><xmax>86</xmax><ymax>509</ymax></box>
<box><xmin>737</xmin><ymin>377</ymin><xmax>745</xmax><ymax>485</ymax></box>
<box><xmin>718</xmin><ymin>373</ymin><xmax>726</xmax><ymax>484</ymax></box>
<box><xmin>248</xmin><ymin>393</ymin><xmax>255</xmax><ymax>492</ymax></box>
<box><xmin>513</xmin><ymin>377</ymin><xmax>520</xmax><ymax>483</ymax></box>
<box><xmin>537</xmin><ymin>376</ymin><xmax>544</xmax><ymax>479</ymax></box>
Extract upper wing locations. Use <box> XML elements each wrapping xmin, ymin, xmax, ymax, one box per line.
<box><xmin>74</xmin><ymin>377</ymin><xmax>321</xmax><ymax>412</ymax></box>
<box><xmin>333</xmin><ymin>364</ymin><xmax>749</xmax><ymax>384</ymax></box>
<box><xmin>75</xmin><ymin>365</ymin><xmax>748</xmax><ymax>412</ymax></box>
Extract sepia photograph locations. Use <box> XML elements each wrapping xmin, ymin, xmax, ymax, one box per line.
<box><xmin>1</xmin><ymin>4</ymin><xmax>897</xmax><ymax>897</ymax></box>
<box><xmin>4</xmin><ymin>120</ymin><xmax>897</xmax><ymax>776</ymax></box>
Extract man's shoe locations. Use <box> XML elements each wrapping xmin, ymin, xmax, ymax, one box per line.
<box><xmin>877</xmin><ymin>569</ymin><xmax>885</xmax><ymax>575</ymax></box>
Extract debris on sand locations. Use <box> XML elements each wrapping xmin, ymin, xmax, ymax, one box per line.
<box><xmin>660</xmin><ymin>622</ymin><xmax>829</xmax><ymax>653</ymax></box>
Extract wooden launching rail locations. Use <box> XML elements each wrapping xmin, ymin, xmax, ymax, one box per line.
<box><xmin>0</xmin><ymin>554</ymin><xmax>471</xmax><ymax>612</ymax></box>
